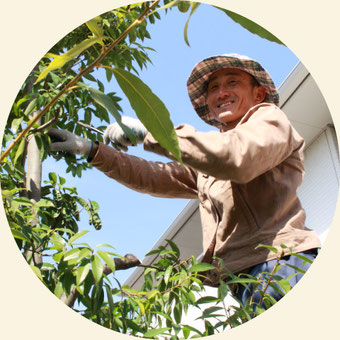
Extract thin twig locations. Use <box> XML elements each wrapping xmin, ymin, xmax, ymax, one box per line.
<box><xmin>76</xmin><ymin>121</ymin><xmax>104</xmax><ymax>135</ymax></box>
<box><xmin>29</xmin><ymin>108</ymin><xmax>61</xmax><ymax>134</ymax></box>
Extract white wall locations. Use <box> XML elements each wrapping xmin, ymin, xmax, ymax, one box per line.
<box><xmin>297</xmin><ymin>125</ymin><xmax>339</xmax><ymax>244</ymax></box>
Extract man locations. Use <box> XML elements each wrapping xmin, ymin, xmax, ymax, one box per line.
<box><xmin>49</xmin><ymin>54</ymin><xmax>321</xmax><ymax>309</ymax></box>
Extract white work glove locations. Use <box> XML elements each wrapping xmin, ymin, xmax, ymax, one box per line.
<box><xmin>103</xmin><ymin>116</ymin><xmax>148</xmax><ymax>152</ymax></box>
<box><xmin>48</xmin><ymin>128</ymin><xmax>92</xmax><ymax>156</ymax></box>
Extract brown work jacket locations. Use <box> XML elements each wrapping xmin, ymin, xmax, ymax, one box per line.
<box><xmin>90</xmin><ymin>103</ymin><xmax>321</xmax><ymax>284</ymax></box>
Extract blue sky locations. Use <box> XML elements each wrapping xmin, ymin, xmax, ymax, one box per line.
<box><xmin>43</xmin><ymin>3</ymin><xmax>299</xmax><ymax>284</ymax></box>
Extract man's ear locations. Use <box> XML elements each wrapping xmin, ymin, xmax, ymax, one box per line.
<box><xmin>254</xmin><ymin>86</ymin><xmax>267</xmax><ymax>104</ymax></box>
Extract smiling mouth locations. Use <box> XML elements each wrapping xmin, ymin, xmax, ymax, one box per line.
<box><xmin>217</xmin><ymin>101</ymin><xmax>233</xmax><ymax>109</ymax></box>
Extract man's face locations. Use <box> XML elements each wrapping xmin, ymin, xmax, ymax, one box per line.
<box><xmin>206</xmin><ymin>68</ymin><xmax>266</xmax><ymax>124</ymax></box>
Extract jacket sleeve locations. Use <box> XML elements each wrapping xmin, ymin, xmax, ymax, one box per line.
<box><xmin>89</xmin><ymin>142</ymin><xmax>199</xmax><ymax>199</ymax></box>
<box><xmin>144</xmin><ymin>104</ymin><xmax>305</xmax><ymax>184</ymax></box>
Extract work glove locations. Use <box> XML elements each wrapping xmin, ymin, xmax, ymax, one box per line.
<box><xmin>48</xmin><ymin>128</ymin><xmax>92</xmax><ymax>156</ymax></box>
<box><xmin>103</xmin><ymin>116</ymin><xmax>148</xmax><ymax>152</ymax></box>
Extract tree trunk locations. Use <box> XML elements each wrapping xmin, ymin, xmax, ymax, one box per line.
<box><xmin>24</xmin><ymin>111</ymin><xmax>43</xmax><ymax>265</ymax></box>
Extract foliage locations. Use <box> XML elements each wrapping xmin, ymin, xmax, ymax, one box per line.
<box><xmin>1</xmin><ymin>1</ymin><xmax>289</xmax><ymax>338</ymax></box>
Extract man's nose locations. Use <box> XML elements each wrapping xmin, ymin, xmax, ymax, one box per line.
<box><xmin>217</xmin><ymin>86</ymin><xmax>231</xmax><ymax>98</ymax></box>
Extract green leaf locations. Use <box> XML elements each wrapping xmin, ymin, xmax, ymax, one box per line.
<box><xmin>91</xmin><ymin>255</ymin><xmax>103</xmax><ymax>285</ymax></box>
<box><xmin>53</xmin><ymin>251</ymin><xmax>65</xmax><ymax>263</ymax></box>
<box><xmin>174</xmin><ymin>301</ymin><xmax>182</xmax><ymax>324</ymax></box>
<box><xmin>182</xmin><ymin>325</ymin><xmax>203</xmax><ymax>338</ymax></box>
<box><xmin>40</xmin><ymin>263</ymin><xmax>55</xmax><ymax>271</ymax></box>
<box><xmin>144</xmin><ymin>327</ymin><xmax>170</xmax><ymax>338</ymax></box>
<box><xmin>89</xmin><ymin>88</ymin><xmax>137</xmax><ymax>145</ymax></box>
<box><xmin>290</xmin><ymin>252</ymin><xmax>314</xmax><ymax>264</ymax></box>
<box><xmin>164</xmin><ymin>265</ymin><xmax>173</xmax><ymax>285</ymax></box>
<box><xmin>183</xmin><ymin>2</ymin><xmax>200</xmax><ymax>47</ymax></box>
<box><xmin>77</xmin><ymin>248</ymin><xmax>92</xmax><ymax>262</ymax></box>
<box><xmin>76</xmin><ymin>263</ymin><xmax>91</xmax><ymax>286</ymax></box>
<box><xmin>153</xmin><ymin>311</ymin><xmax>173</xmax><ymax>323</ymax></box>
<box><xmin>189</xmin><ymin>263</ymin><xmax>215</xmax><ymax>273</ymax></box>
<box><xmin>255</xmin><ymin>244</ymin><xmax>278</xmax><ymax>253</ymax></box>
<box><xmin>215</xmin><ymin>7</ymin><xmax>284</xmax><ymax>45</ymax></box>
<box><xmin>86</xmin><ymin>16</ymin><xmax>105</xmax><ymax>45</ymax></box>
<box><xmin>226</xmin><ymin>277</ymin><xmax>259</xmax><ymax>285</ymax></box>
<box><xmin>105</xmin><ymin>284</ymin><xmax>114</xmax><ymax>325</ymax></box>
<box><xmin>35</xmin><ymin>37</ymin><xmax>101</xmax><ymax>83</ymax></box>
<box><xmin>48</xmin><ymin>172</ymin><xmax>57</xmax><ymax>183</ymax></box>
<box><xmin>36</xmin><ymin>199</ymin><xmax>55</xmax><ymax>208</ymax></box>
<box><xmin>13</xmin><ymin>138</ymin><xmax>26</xmax><ymax>165</ymax></box>
<box><xmin>125</xmin><ymin>319</ymin><xmax>143</xmax><ymax>333</ymax></box>
<box><xmin>148</xmin><ymin>0</ymin><xmax>181</xmax><ymax>16</ymax></box>
<box><xmin>50</xmin><ymin>233</ymin><xmax>66</xmax><ymax>251</ymax></box>
<box><xmin>11</xmin><ymin>229</ymin><xmax>31</xmax><ymax>243</ymax></box>
<box><xmin>97</xmin><ymin>250</ymin><xmax>116</xmax><ymax>274</ymax></box>
<box><xmin>147</xmin><ymin>290</ymin><xmax>159</xmax><ymax>300</ymax></box>
<box><xmin>200</xmin><ymin>306</ymin><xmax>224</xmax><ymax>318</ymax></box>
<box><xmin>68</xmin><ymin>230</ymin><xmax>89</xmax><ymax>246</ymax></box>
<box><xmin>166</xmin><ymin>239</ymin><xmax>180</xmax><ymax>257</ymax></box>
<box><xmin>54</xmin><ymin>281</ymin><xmax>63</xmax><ymax>298</ymax></box>
<box><xmin>63</xmin><ymin>248</ymin><xmax>80</xmax><ymax>261</ymax></box>
<box><xmin>217</xmin><ymin>280</ymin><xmax>229</xmax><ymax>300</ymax></box>
<box><xmin>178</xmin><ymin>1</ymin><xmax>191</xmax><ymax>13</ymax></box>
<box><xmin>195</xmin><ymin>296</ymin><xmax>220</xmax><ymax>305</ymax></box>
<box><xmin>23</xmin><ymin>98</ymin><xmax>37</xmax><ymax>117</ymax></box>
<box><xmin>11</xmin><ymin>117</ymin><xmax>24</xmax><ymax>134</ymax></box>
<box><xmin>30</xmin><ymin>265</ymin><xmax>43</xmax><ymax>281</ymax></box>
<box><xmin>275</xmin><ymin>277</ymin><xmax>292</xmax><ymax>294</ymax></box>
<box><xmin>112</xmin><ymin>68</ymin><xmax>182</xmax><ymax>162</ymax></box>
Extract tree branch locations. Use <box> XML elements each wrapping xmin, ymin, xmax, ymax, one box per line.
<box><xmin>0</xmin><ymin>0</ymin><xmax>160</xmax><ymax>163</ymax></box>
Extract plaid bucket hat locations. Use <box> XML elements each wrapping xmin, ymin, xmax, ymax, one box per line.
<box><xmin>187</xmin><ymin>53</ymin><xmax>279</xmax><ymax>128</ymax></box>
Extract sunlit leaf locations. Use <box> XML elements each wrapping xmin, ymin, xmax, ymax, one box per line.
<box><xmin>217</xmin><ymin>280</ymin><xmax>229</xmax><ymax>300</ymax></box>
<box><xmin>30</xmin><ymin>265</ymin><xmax>43</xmax><ymax>281</ymax></box>
<box><xmin>183</xmin><ymin>2</ymin><xmax>200</xmax><ymax>47</ymax></box>
<box><xmin>76</xmin><ymin>263</ymin><xmax>91</xmax><ymax>286</ymax></box>
<box><xmin>148</xmin><ymin>0</ymin><xmax>181</xmax><ymax>16</ymax></box>
<box><xmin>177</xmin><ymin>1</ymin><xmax>191</xmax><ymax>13</ymax></box>
<box><xmin>144</xmin><ymin>327</ymin><xmax>170</xmax><ymax>338</ymax></box>
<box><xmin>166</xmin><ymin>239</ymin><xmax>180</xmax><ymax>257</ymax></box>
<box><xmin>195</xmin><ymin>296</ymin><xmax>219</xmax><ymax>305</ymax></box>
<box><xmin>215</xmin><ymin>7</ymin><xmax>284</xmax><ymax>45</ymax></box>
<box><xmin>11</xmin><ymin>229</ymin><xmax>31</xmax><ymax>243</ymax></box>
<box><xmin>13</xmin><ymin>138</ymin><xmax>26</xmax><ymax>165</ymax></box>
<box><xmin>36</xmin><ymin>199</ymin><xmax>55</xmax><ymax>208</ymax></box>
<box><xmin>89</xmin><ymin>87</ymin><xmax>137</xmax><ymax>145</ymax></box>
<box><xmin>11</xmin><ymin>117</ymin><xmax>24</xmax><ymax>134</ymax></box>
<box><xmin>189</xmin><ymin>263</ymin><xmax>215</xmax><ymax>273</ymax></box>
<box><xmin>112</xmin><ymin>68</ymin><xmax>182</xmax><ymax>162</ymax></box>
<box><xmin>68</xmin><ymin>230</ymin><xmax>89</xmax><ymax>246</ymax></box>
<box><xmin>255</xmin><ymin>244</ymin><xmax>278</xmax><ymax>253</ymax></box>
<box><xmin>91</xmin><ymin>255</ymin><xmax>103</xmax><ymax>285</ymax></box>
<box><xmin>35</xmin><ymin>37</ymin><xmax>101</xmax><ymax>83</ymax></box>
<box><xmin>97</xmin><ymin>250</ymin><xmax>116</xmax><ymax>274</ymax></box>
<box><xmin>86</xmin><ymin>16</ymin><xmax>105</xmax><ymax>45</ymax></box>
<box><xmin>63</xmin><ymin>248</ymin><xmax>80</xmax><ymax>261</ymax></box>
<box><xmin>23</xmin><ymin>98</ymin><xmax>37</xmax><ymax>117</ymax></box>
<box><xmin>164</xmin><ymin>265</ymin><xmax>173</xmax><ymax>284</ymax></box>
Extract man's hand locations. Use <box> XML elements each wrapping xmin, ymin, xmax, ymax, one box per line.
<box><xmin>103</xmin><ymin>116</ymin><xmax>148</xmax><ymax>152</ymax></box>
<box><xmin>48</xmin><ymin>128</ymin><xmax>92</xmax><ymax>156</ymax></box>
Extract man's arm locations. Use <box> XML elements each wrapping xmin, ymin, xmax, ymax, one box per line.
<box><xmin>48</xmin><ymin>126</ymin><xmax>199</xmax><ymax>199</ymax></box>
<box><xmin>144</xmin><ymin>104</ymin><xmax>305</xmax><ymax>184</ymax></box>
<box><xmin>89</xmin><ymin>142</ymin><xmax>199</xmax><ymax>199</ymax></box>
